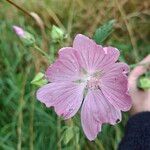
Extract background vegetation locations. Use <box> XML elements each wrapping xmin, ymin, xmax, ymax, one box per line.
<box><xmin>0</xmin><ymin>0</ymin><xmax>149</xmax><ymax>149</ymax></box>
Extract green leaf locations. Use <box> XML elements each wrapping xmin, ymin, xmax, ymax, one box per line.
<box><xmin>93</xmin><ymin>19</ymin><xmax>116</xmax><ymax>44</ymax></box>
<box><xmin>73</xmin><ymin>126</ymin><xmax>80</xmax><ymax>144</ymax></box>
<box><xmin>138</xmin><ymin>76</ymin><xmax>150</xmax><ymax>90</ymax></box>
<box><xmin>63</xmin><ymin>127</ymin><xmax>74</xmax><ymax>145</ymax></box>
<box><xmin>31</xmin><ymin>72</ymin><xmax>48</xmax><ymax>87</ymax></box>
<box><xmin>51</xmin><ymin>25</ymin><xmax>65</xmax><ymax>42</ymax></box>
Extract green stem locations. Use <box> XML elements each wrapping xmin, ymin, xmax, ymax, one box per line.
<box><xmin>34</xmin><ymin>44</ymin><xmax>50</xmax><ymax>61</ymax></box>
<box><xmin>29</xmin><ymin>90</ymin><xmax>35</xmax><ymax>150</ymax></box>
<box><xmin>95</xmin><ymin>138</ymin><xmax>105</xmax><ymax>150</ymax></box>
<box><xmin>17</xmin><ymin>76</ymin><xmax>26</xmax><ymax>150</ymax></box>
<box><xmin>57</xmin><ymin>118</ymin><xmax>62</xmax><ymax>150</ymax></box>
<box><xmin>5</xmin><ymin>0</ymin><xmax>32</xmax><ymax>18</ymax></box>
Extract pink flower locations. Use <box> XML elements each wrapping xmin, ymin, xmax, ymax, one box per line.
<box><xmin>13</xmin><ymin>25</ymin><xmax>25</xmax><ymax>37</ymax></box>
<box><xmin>36</xmin><ymin>34</ymin><xmax>132</xmax><ymax>140</ymax></box>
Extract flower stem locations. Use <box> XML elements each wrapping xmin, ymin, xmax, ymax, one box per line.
<box><xmin>95</xmin><ymin>138</ymin><xmax>105</xmax><ymax>150</ymax></box>
<box><xmin>5</xmin><ymin>0</ymin><xmax>32</xmax><ymax>18</ymax></box>
<box><xmin>29</xmin><ymin>90</ymin><xmax>35</xmax><ymax>150</ymax></box>
<box><xmin>34</xmin><ymin>44</ymin><xmax>50</xmax><ymax>61</ymax></box>
<box><xmin>57</xmin><ymin>118</ymin><xmax>62</xmax><ymax>150</ymax></box>
<box><xmin>17</xmin><ymin>75</ymin><xmax>26</xmax><ymax>150</ymax></box>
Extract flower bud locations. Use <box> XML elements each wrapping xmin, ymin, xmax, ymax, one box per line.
<box><xmin>13</xmin><ymin>26</ymin><xmax>25</xmax><ymax>37</ymax></box>
<box><xmin>31</xmin><ymin>72</ymin><xmax>48</xmax><ymax>87</ymax></box>
<box><xmin>13</xmin><ymin>25</ymin><xmax>35</xmax><ymax>46</ymax></box>
<box><xmin>51</xmin><ymin>25</ymin><xmax>64</xmax><ymax>42</ymax></box>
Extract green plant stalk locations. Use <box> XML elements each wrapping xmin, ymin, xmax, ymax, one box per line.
<box><xmin>17</xmin><ymin>77</ymin><xmax>26</xmax><ymax>150</ymax></box>
<box><xmin>29</xmin><ymin>90</ymin><xmax>35</xmax><ymax>150</ymax></box>
<box><xmin>34</xmin><ymin>44</ymin><xmax>50</xmax><ymax>61</ymax></box>
<box><xmin>17</xmin><ymin>105</ymin><xmax>22</xmax><ymax>150</ymax></box>
<box><xmin>57</xmin><ymin>118</ymin><xmax>62</xmax><ymax>150</ymax></box>
<box><xmin>5</xmin><ymin>0</ymin><xmax>32</xmax><ymax>18</ymax></box>
<box><xmin>95</xmin><ymin>138</ymin><xmax>105</xmax><ymax>150</ymax></box>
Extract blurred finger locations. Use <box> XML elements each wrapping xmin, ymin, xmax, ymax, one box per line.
<box><xmin>128</xmin><ymin>55</ymin><xmax>150</xmax><ymax>91</ymax></box>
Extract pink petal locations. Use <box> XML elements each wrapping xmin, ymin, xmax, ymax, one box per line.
<box><xmin>36</xmin><ymin>82</ymin><xmax>85</xmax><ymax>119</ymax></box>
<box><xmin>73</xmin><ymin>34</ymin><xmax>104</xmax><ymax>72</ymax></box>
<box><xmin>81</xmin><ymin>90</ymin><xmax>121</xmax><ymax>141</ymax></box>
<box><xmin>95</xmin><ymin>46</ymin><xmax>120</xmax><ymax>70</ymax></box>
<box><xmin>102</xmin><ymin>62</ymin><xmax>129</xmax><ymax>76</ymax></box>
<box><xmin>46</xmin><ymin>47</ymin><xmax>80</xmax><ymax>82</ymax></box>
<box><xmin>101</xmin><ymin>86</ymin><xmax>132</xmax><ymax>111</ymax></box>
<box><xmin>73</xmin><ymin>34</ymin><xmax>120</xmax><ymax>72</ymax></box>
<box><xmin>101</xmin><ymin>78</ymin><xmax>132</xmax><ymax>111</ymax></box>
<box><xmin>100</xmin><ymin>63</ymin><xmax>132</xmax><ymax>111</ymax></box>
<box><xmin>101</xmin><ymin>63</ymin><xmax>130</xmax><ymax>92</ymax></box>
<box><xmin>103</xmin><ymin>47</ymin><xmax>120</xmax><ymax>62</ymax></box>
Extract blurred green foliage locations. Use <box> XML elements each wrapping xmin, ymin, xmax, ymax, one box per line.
<box><xmin>0</xmin><ymin>0</ymin><xmax>149</xmax><ymax>150</ymax></box>
<box><xmin>93</xmin><ymin>20</ymin><xmax>115</xmax><ymax>44</ymax></box>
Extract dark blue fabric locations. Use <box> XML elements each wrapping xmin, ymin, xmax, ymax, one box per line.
<box><xmin>118</xmin><ymin>112</ymin><xmax>150</xmax><ymax>150</ymax></box>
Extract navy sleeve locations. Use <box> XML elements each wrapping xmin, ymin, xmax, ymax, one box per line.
<box><xmin>118</xmin><ymin>112</ymin><xmax>150</xmax><ymax>150</ymax></box>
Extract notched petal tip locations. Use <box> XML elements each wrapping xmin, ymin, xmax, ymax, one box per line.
<box><xmin>120</xmin><ymin>62</ymin><xmax>130</xmax><ymax>70</ymax></box>
<box><xmin>36</xmin><ymin>84</ymin><xmax>54</xmax><ymax>108</ymax></box>
<box><xmin>36</xmin><ymin>87</ymin><xmax>43</xmax><ymax>101</ymax></box>
<box><xmin>58</xmin><ymin>47</ymin><xmax>75</xmax><ymax>55</ymax></box>
<box><xmin>73</xmin><ymin>33</ymin><xmax>97</xmax><ymax>47</ymax></box>
<box><xmin>103</xmin><ymin>46</ymin><xmax>120</xmax><ymax>59</ymax></box>
<box><xmin>123</xmin><ymin>98</ymin><xmax>132</xmax><ymax>111</ymax></box>
<box><xmin>74</xmin><ymin>33</ymin><xmax>87</xmax><ymax>40</ymax></box>
<box><xmin>74</xmin><ymin>33</ymin><xmax>94</xmax><ymax>42</ymax></box>
<box><xmin>86</xmin><ymin>124</ymin><xmax>102</xmax><ymax>141</ymax></box>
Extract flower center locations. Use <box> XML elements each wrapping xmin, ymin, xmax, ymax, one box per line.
<box><xmin>75</xmin><ymin>69</ymin><xmax>101</xmax><ymax>90</ymax></box>
<box><xmin>86</xmin><ymin>76</ymin><xmax>100</xmax><ymax>90</ymax></box>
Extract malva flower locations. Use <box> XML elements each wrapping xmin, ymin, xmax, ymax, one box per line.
<box><xmin>36</xmin><ymin>34</ymin><xmax>132</xmax><ymax>140</ymax></box>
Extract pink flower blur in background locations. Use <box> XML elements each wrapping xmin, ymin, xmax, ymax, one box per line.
<box><xmin>36</xmin><ymin>34</ymin><xmax>132</xmax><ymax>140</ymax></box>
<box><xmin>13</xmin><ymin>25</ymin><xmax>25</xmax><ymax>37</ymax></box>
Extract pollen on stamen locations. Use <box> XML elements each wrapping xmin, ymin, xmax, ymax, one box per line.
<box><xmin>87</xmin><ymin>77</ymin><xmax>100</xmax><ymax>90</ymax></box>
